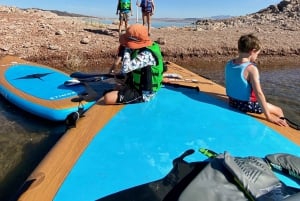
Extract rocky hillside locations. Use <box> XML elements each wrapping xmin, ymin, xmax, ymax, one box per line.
<box><xmin>0</xmin><ymin>6</ymin><xmax>121</xmax><ymax>71</ymax></box>
<box><xmin>0</xmin><ymin>0</ymin><xmax>299</xmax><ymax>71</ymax></box>
<box><xmin>195</xmin><ymin>0</ymin><xmax>300</xmax><ymax>31</ymax></box>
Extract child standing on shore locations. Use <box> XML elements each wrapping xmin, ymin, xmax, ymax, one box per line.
<box><xmin>225</xmin><ymin>34</ymin><xmax>288</xmax><ymax>127</ymax></box>
<box><xmin>136</xmin><ymin>0</ymin><xmax>155</xmax><ymax>36</ymax></box>
<box><xmin>116</xmin><ymin>0</ymin><xmax>133</xmax><ymax>35</ymax></box>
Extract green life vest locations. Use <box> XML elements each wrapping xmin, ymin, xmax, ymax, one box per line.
<box><xmin>119</xmin><ymin>0</ymin><xmax>131</xmax><ymax>11</ymax></box>
<box><xmin>131</xmin><ymin>42</ymin><xmax>164</xmax><ymax>92</ymax></box>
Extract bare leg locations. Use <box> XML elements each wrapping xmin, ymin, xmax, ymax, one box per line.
<box><xmin>142</xmin><ymin>12</ymin><xmax>146</xmax><ymax>26</ymax></box>
<box><xmin>146</xmin><ymin>13</ymin><xmax>151</xmax><ymax>35</ymax></box>
<box><xmin>104</xmin><ymin>91</ymin><xmax>119</xmax><ymax>104</ymax></box>
<box><xmin>118</xmin><ymin>20</ymin><xmax>123</xmax><ymax>35</ymax></box>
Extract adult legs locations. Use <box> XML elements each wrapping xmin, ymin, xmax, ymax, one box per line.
<box><xmin>142</xmin><ymin>12</ymin><xmax>147</xmax><ymax>26</ymax></box>
<box><xmin>118</xmin><ymin>13</ymin><xmax>124</xmax><ymax>35</ymax></box>
<box><xmin>146</xmin><ymin>13</ymin><xmax>151</xmax><ymax>35</ymax></box>
<box><xmin>118</xmin><ymin>21</ymin><xmax>124</xmax><ymax>35</ymax></box>
<box><xmin>142</xmin><ymin>12</ymin><xmax>151</xmax><ymax>35</ymax></box>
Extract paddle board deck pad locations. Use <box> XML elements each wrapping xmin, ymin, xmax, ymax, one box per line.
<box><xmin>16</xmin><ymin>62</ymin><xmax>300</xmax><ymax>201</ymax></box>
<box><xmin>0</xmin><ymin>56</ymin><xmax>97</xmax><ymax>121</ymax></box>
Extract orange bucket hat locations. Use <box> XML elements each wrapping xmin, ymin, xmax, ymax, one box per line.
<box><xmin>120</xmin><ymin>24</ymin><xmax>152</xmax><ymax>49</ymax></box>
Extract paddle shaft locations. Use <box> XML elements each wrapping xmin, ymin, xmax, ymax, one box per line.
<box><xmin>70</xmin><ymin>72</ymin><xmax>125</xmax><ymax>80</ymax></box>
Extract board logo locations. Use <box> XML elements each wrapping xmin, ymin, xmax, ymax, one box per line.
<box><xmin>15</xmin><ymin>72</ymin><xmax>53</xmax><ymax>80</ymax></box>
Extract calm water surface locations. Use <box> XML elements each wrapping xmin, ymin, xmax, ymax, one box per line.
<box><xmin>0</xmin><ymin>63</ymin><xmax>299</xmax><ymax>201</ymax></box>
<box><xmin>97</xmin><ymin>18</ymin><xmax>194</xmax><ymax>28</ymax></box>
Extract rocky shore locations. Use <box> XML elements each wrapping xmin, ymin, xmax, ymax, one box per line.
<box><xmin>0</xmin><ymin>0</ymin><xmax>299</xmax><ymax>73</ymax></box>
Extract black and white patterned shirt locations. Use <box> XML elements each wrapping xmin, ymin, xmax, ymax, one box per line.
<box><xmin>121</xmin><ymin>48</ymin><xmax>156</xmax><ymax>73</ymax></box>
<box><xmin>121</xmin><ymin>48</ymin><xmax>157</xmax><ymax>101</ymax></box>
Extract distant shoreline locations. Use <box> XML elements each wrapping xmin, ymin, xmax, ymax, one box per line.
<box><xmin>85</xmin><ymin>17</ymin><xmax>196</xmax><ymax>28</ymax></box>
<box><xmin>1</xmin><ymin>5</ymin><xmax>299</xmax><ymax>71</ymax></box>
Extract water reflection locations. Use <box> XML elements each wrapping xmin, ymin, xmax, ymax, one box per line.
<box><xmin>0</xmin><ymin>97</ymin><xmax>65</xmax><ymax>201</ymax></box>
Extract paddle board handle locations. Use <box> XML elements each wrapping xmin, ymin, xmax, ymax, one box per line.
<box><xmin>199</xmin><ymin>148</ymin><xmax>218</xmax><ymax>158</ymax></box>
<box><xmin>64</xmin><ymin>79</ymin><xmax>81</xmax><ymax>86</ymax></box>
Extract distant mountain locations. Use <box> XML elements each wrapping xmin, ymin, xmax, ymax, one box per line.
<box><xmin>23</xmin><ymin>7</ymin><xmax>232</xmax><ymax>22</ymax></box>
<box><xmin>256</xmin><ymin>0</ymin><xmax>300</xmax><ymax>14</ymax></box>
<box><xmin>47</xmin><ymin>10</ymin><xmax>91</xmax><ymax>17</ymax></box>
<box><xmin>194</xmin><ymin>0</ymin><xmax>300</xmax><ymax>30</ymax></box>
<box><xmin>22</xmin><ymin>8</ymin><xmax>93</xmax><ymax>18</ymax></box>
<box><xmin>152</xmin><ymin>15</ymin><xmax>233</xmax><ymax>23</ymax></box>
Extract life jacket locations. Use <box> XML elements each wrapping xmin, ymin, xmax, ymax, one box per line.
<box><xmin>141</xmin><ymin>0</ymin><xmax>153</xmax><ymax>12</ymax></box>
<box><xmin>225</xmin><ymin>60</ymin><xmax>257</xmax><ymax>101</ymax></box>
<box><xmin>119</xmin><ymin>0</ymin><xmax>131</xmax><ymax>12</ymax></box>
<box><xmin>131</xmin><ymin>42</ymin><xmax>163</xmax><ymax>92</ymax></box>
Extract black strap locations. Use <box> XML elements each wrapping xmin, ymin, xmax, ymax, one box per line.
<box><xmin>95</xmin><ymin>149</ymin><xmax>208</xmax><ymax>201</ymax></box>
<box><xmin>280</xmin><ymin>117</ymin><xmax>300</xmax><ymax>130</ymax></box>
<box><xmin>163</xmin><ymin>82</ymin><xmax>200</xmax><ymax>91</ymax></box>
<box><xmin>66</xmin><ymin>83</ymin><xmax>99</xmax><ymax>130</ymax></box>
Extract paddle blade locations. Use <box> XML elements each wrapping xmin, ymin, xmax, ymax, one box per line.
<box><xmin>64</xmin><ymin>79</ymin><xmax>81</xmax><ymax>86</ymax></box>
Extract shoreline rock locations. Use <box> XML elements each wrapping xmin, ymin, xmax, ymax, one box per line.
<box><xmin>0</xmin><ymin>1</ymin><xmax>300</xmax><ymax>72</ymax></box>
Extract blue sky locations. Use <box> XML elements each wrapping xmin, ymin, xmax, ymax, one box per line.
<box><xmin>0</xmin><ymin>0</ymin><xmax>281</xmax><ymax>18</ymax></box>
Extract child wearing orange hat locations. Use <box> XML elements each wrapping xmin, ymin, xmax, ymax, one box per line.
<box><xmin>104</xmin><ymin>24</ymin><xmax>164</xmax><ymax>104</ymax></box>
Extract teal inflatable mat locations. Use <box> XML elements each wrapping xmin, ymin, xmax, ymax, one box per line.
<box><xmin>54</xmin><ymin>85</ymin><xmax>300</xmax><ymax>201</ymax></box>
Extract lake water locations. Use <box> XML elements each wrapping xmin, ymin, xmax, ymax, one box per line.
<box><xmin>90</xmin><ymin>18</ymin><xmax>195</xmax><ymax>28</ymax></box>
<box><xmin>0</xmin><ymin>63</ymin><xmax>299</xmax><ymax>201</ymax></box>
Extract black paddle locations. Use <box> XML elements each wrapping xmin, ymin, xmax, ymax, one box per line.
<box><xmin>70</xmin><ymin>72</ymin><xmax>125</xmax><ymax>80</ymax></box>
<box><xmin>64</xmin><ymin>77</ymin><xmax>113</xmax><ymax>86</ymax></box>
<box><xmin>65</xmin><ymin>73</ymin><xmax>126</xmax><ymax>86</ymax></box>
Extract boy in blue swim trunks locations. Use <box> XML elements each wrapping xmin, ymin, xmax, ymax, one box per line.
<box><xmin>225</xmin><ymin>34</ymin><xmax>287</xmax><ymax>127</ymax></box>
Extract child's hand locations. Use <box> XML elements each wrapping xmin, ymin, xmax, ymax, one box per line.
<box><xmin>269</xmin><ymin>116</ymin><xmax>288</xmax><ymax>127</ymax></box>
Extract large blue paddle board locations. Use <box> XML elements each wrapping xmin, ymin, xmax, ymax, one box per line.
<box><xmin>16</xmin><ymin>62</ymin><xmax>300</xmax><ymax>201</ymax></box>
<box><xmin>54</xmin><ymin>85</ymin><xmax>300</xmax><ymax>200</ymax></box>
<box><xmin>0</xmin><ymin>56</ymin><xmax>96</xmax><ymax>121</ymax></box>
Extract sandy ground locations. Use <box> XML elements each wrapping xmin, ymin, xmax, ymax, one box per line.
<box><xmin>0</xmin><ymin>6</ymin><xmax>299</xmax><ymax>73</ymax></box>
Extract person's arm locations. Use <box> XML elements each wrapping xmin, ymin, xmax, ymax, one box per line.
<box><xmin>248</xmin><ymin>65</ymin><xmax>285</xmax><ymax>126</ymax></box>
<box><xmin>109</xmin><ymin>45</ymin><xmax>125</xmax><ymax>73</ymax></box>
<box><xmin>109</xmin><ymin>57</ymin><xmax>122</xmax><ymax>74</ymax></box>
<box><xmin>121</xmin><ymin>48</ymin><xmax>156</xmax><ymax>73</ymax></box>
<box><xmin>248</xmin><ymin>66</ymin><xmax>270</xmax><ymax>117</ymax></box>
<box><xmin>116</xmin><ymin>1</ymin><xmax>120</xmax><ymax>14</ymax></box>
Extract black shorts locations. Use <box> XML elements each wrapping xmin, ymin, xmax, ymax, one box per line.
<box><xmin>117</xmin><ymin>86</ymin><xmax>143</xmax><ymax>104</ymax></box>
<box><xmin>229</xmin><ymin>97</ymin><xmax>262</xmax><ymax>114</ymax></box>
